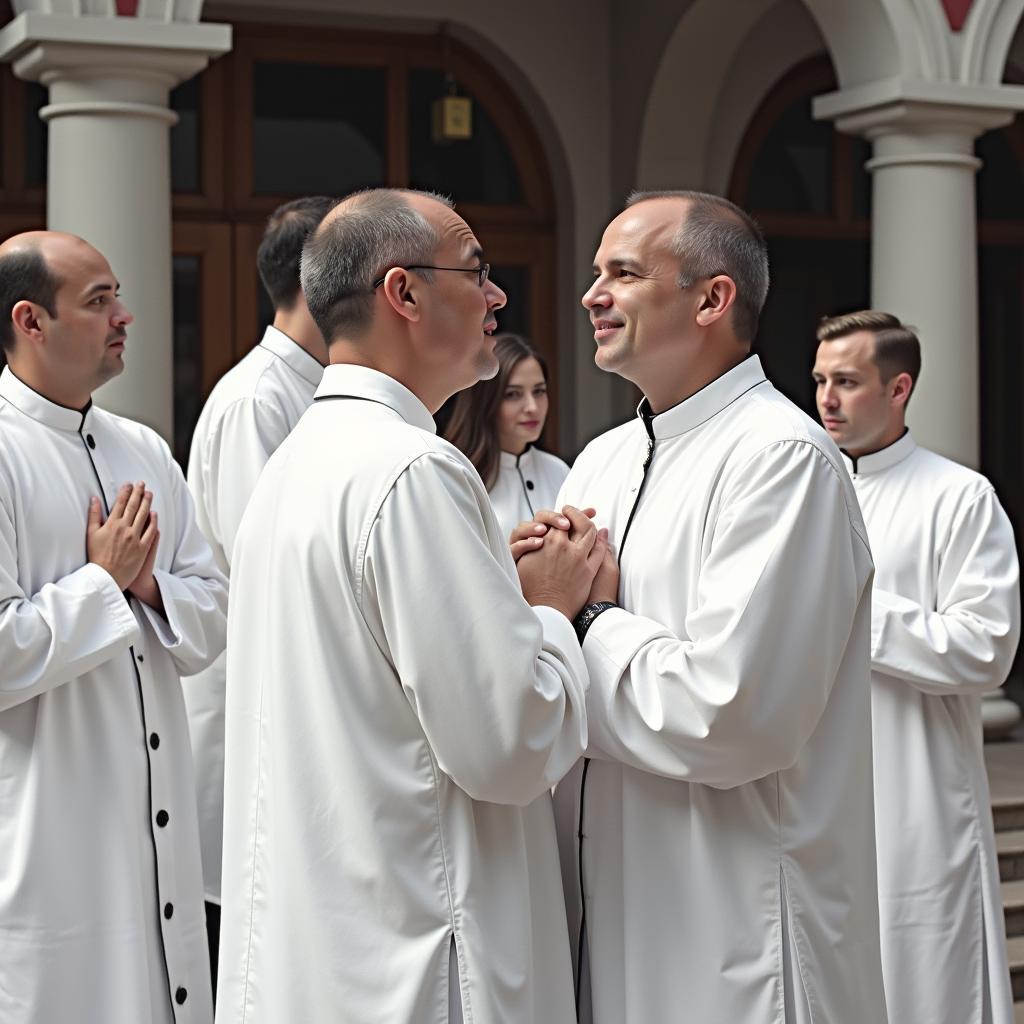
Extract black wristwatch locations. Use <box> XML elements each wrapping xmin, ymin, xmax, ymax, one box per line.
<box><xmin>573</xmin><ymin>601</ymin><xmax>618</xmax><ymax>644</ymax></box>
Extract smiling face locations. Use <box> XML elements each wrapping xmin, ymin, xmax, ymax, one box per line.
<box><xmin>812</xmin><ymin>330</ymin><xmax>909</xmax><ymax>457</ymax></box>
<box><xmin>406</xmin><ymin>195</ymin><xmax>506</xmax><ymax>397</ymax></box>
<box><xmin>582</xmin><ymin>200</ymin><xmax>695</xmax><ymax>392</ymax></box>
<box><xmin>497</xmin><ymin>355</ymin><xmax>548</xmax><ymax>455</ymax></box>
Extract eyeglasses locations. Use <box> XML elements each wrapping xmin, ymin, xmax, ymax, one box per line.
<box><xmin>372</xmin><ymin>263</ymin><xmax>491</xmax><ymax>289</ymax></box>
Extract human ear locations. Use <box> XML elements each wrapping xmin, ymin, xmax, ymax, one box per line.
<box><xmin>380</xmin><ymin>268</ymin><xmax>421</xmax><ymax>324</ymax></box>
<box><xmin>10</xmin><ymin>300</ymin><xmax>45</xmax><ymax>344</ymax></box>
<box><xmin>695</xmin><ymin>275</ymin><xmax>737</xmax><ymax>328</ymax></box>
<box><xmin>891</xmin><ymin>372</ymin><xmax>913</xmax><ymax>408</ymax></box>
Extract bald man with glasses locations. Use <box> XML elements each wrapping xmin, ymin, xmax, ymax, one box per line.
<box><xmin>217</xmin><ymin>188</ymin><xmax>605</xmax><ymax>1024</ymax></box>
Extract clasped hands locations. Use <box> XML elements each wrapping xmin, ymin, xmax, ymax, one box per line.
<box><xmin>86</xmin><ymin>481</ymin><xmax>163</xmax><ymax>611</ymax></box>
<box><xmin>512</xmin><ymin>506</ymin><xmax>620</xmax><ymax>622</ymax></box>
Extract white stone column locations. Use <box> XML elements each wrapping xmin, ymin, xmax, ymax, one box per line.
<box><xmin>815</xmin><ymin>79</ymin><xmax>1024</xmax><ymax>739</ymax></box>
<box><xmin>0</xmin><ymin>11</ymin><xmax>230</xmax><ymax>442</ymax></box>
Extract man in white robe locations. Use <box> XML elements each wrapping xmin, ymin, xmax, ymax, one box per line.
<box><xmin>184</xmin><ymin>195</ymin><xmax>334</xmax><ymax>968</ymax></box>
<box><xmin>0</xmin><ymin>231</ymin><xmax>228</xmax><ymax>1023</ymax></box>
<box><xmin>217</xmin><ymin>189</ymin><xmax>605</xmax><ymax>1024</ymax></box>
<box><xmin>814</xmin><ymin>310</ymin><xmax>1020</xmax><ymax>1024</ymax></box>
<box><xmin>517</xmin><ymin>191</ymin><xmax>887</xmax><ymax>1022</ymax></box>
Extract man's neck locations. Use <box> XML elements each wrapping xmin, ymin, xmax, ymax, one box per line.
<box><xmin>845</xmin><ymin>422</ymin><xmax>908</xmax><ymax>460</ymax></box>
<box><xmin>272</xmin><ymin>309</ymin><xmax>327</xmax><ymax>366</ymax></box>
<box><xmin>643</xmin><ymin>345</ymin><xmax>750</xmax><ymax>415</ymax></box>
<box><xmin>326</xmin><ymin>341</ymin><xmax>442</xmax><ymax>413</ymax></box>
<box><xmin>7</xmin><ymin>361</ymin><xmax>90</xmax><ymax>411</ymax></box>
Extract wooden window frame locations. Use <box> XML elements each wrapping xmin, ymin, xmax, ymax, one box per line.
<box><xmin>172</xmin><ymin>220</ymin><xmax>234</xmax><ymax>397</ymax></box>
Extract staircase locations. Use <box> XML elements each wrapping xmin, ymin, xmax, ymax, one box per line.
<box><xmin>986</xmin><ymin>739</ymin><xmax>1024</xmax><ymax>1023</ymax></box>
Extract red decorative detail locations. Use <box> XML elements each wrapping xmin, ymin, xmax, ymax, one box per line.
<box><xmin>942</xmin><ymin>0</ymin><xmax>973</xmax><ymax>31</ymax></box>
<box><xmin>115</xmin><ymin>0</ymin><xmax>139</xmax><ymax>15</ymax></box>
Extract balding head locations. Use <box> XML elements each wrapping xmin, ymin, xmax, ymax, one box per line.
<box><xmin>0</xmin><ymin>230</ymin><xmax>131</xmax><ymax>405</ymax></box>
<box><xmin>0</xmin><ymin>232</ymin><xmax>74</xmax><ymax>352</ymax></box>
<box><xmin>300</xmin><ymin>188</ymin><xmax>452</xmax><ymax>345</ymax></box>
<box><xmin>625</xmin><ymin>191</ymin><xmax>769</xmax><ymax>343</ymax></box>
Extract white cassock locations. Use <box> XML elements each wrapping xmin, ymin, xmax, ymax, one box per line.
<box><xmin>843</xmin><ymin>431</ymin><xmax>1020</xmax><ymax>1024</ymax></box>
<box><xmin>183</xmin><ymin>325</ymin><xmax>322</xmax><ymax>902</ymax></box>
<box><xmin>0</xmin><ymin>366</ymin><xmax>228</xmax><ymax>1024</ymax></box>
<box><xmin>217</xmin><ymin>365</ymin><xmax>588</xmax><ymax>1024</ymax></box>
<box><xmin>554</xmin><ymin>356</ymin><xmax>888</xmax><ymax>1023</ymax></box>
<box><xmin>488</xmin><ymin>445</ymin><xmax>570</xmax><ymax>540</ymax></box>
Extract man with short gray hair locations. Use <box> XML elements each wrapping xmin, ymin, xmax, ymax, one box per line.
<box><xmin>517</xmin><ymin>191</ymin><xmax>887</xmax><ymax>1021</ymax></box>
<box><xmin>814</xmin><ymin>311</ymin><xmax>1019</xmax><ymax>1024</ymax></box>
<box><xmin>217</xmin><ymin>188</ymin><xmax>605</xmax><ymax>1023</ymax></box>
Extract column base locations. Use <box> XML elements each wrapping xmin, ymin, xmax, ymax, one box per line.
<box><xmin>983</xmin><ymin>688</ymin><xmax>1022</xmax><ymax>741</ymax></box>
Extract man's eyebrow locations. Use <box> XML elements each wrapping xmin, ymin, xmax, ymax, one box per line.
<box><xmin>467</xmin><ymin>245</ymin><xmax>484</xmax><ymax>263</ymax></box>
<box><xmin>593</xmin><ymin>257</ymin><xmax>641</xmax><ymax>274</ymax></box>
<box><xmin>83</xmin><ymin>281</ymin><xmax>116</xmax><ymax>299</ymax></box>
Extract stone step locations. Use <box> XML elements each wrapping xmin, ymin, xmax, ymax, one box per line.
<box><xmin>994</xmin><ymin>798</ymin><xmax>1024</xmax><ymax>834</ymax></box>
<box><xmin>1000</xmin><ymin>830</ymin><xmax>1024</xmax><ymax>883</ymax></box>
<box><xmin>1007</xmin><ymin>879</ymin><xmax>1024</xmax><ymax>938</ymax></box>
<box><xmin>1010</xmin><ymin>934</ymin><xmax>1024</xmax><ymax>1002</ymax></box>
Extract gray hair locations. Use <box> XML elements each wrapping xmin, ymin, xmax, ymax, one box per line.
<box><xmin>626</xmin><ymin>190</ymin><xmax>769</xmax><ymax>343</ymax></box>
<box><xmin>300</xmin><ymin>188</ymin><xmax>453</xmax><ymax>343</ymax></box>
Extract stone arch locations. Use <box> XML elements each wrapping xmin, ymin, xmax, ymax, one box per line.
<box><xmin>964</xmin><ymin>0</ymin><xmax>1024</xmax><ymax>82</ymax></box>
<box><xmin>635</xmin><ymin>0</ymin><xmax>830</xmax><ymax>193</ymax></box>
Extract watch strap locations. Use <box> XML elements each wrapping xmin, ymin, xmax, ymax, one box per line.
<box><xmin>572</xmin><ymin>601</ymin><xmax>617</xmax><ymax>644</ymax></box>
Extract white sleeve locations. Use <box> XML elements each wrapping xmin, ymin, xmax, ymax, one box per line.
<box><xmin>139</xmin><ymin>446</ymin><xmax>229</xmax><ymax>677</ymax></box>
<box><xmin>581</xmin><ymin>441</ymin><xmax>868</xmax><ymax>789</ymax></box>
<box><xmin>871</xmin><ymin>488</ymin><xmax>1020</xmax><ymax>694</ymax></box>
<box><xmin>205</xmin><ymin>397</ymin><xmax>290</xmax><ymax>567</ymax></box>
<box><xmin>361</xmin><ymin>452</ymin><xmax>588</xmax><ymax>806</ymax></box>
<box><xmin>0</xmin><ymin>489</ymin><xmax>140</xmax><ymax>710</ymax></box>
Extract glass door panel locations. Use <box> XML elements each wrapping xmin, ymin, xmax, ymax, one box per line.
<box><xmin>251</xmin><ymin>61</ymin><xmax>387</xmax><ymax>196</ymax></box>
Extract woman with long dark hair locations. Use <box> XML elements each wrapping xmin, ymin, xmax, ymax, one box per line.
<box><xmin>444</xmin><ymin>334</ymin><xmax>569</xmax><ymax>540</ymax></box>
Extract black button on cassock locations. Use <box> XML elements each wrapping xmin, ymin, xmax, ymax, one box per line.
<box><xmin>525</xmin><ymin>480</ymin><xmax>535</xmax><ymax>490</ymax></box>
<box><xmin>155</xmin><ymin>810</ymin><xmax>169</xmax><ymax>827</ymax></box>
<box><xmin>149</xmin><ymin>732</ymin><xmax>160</xmax><ymax>749</ymax></box>
<box><xmin>86</xmin><ymin>434</ymin><xmax>96</xmax><ymax>449</ymax></box>
<box><xmin>175</xmin><ymin>987</ymin><xmax>187</xmax><ymax>1005</ymax></box>
<box><xmin>164</xmin><ymin>902</ymin><xmax>174</xmax><ymax>919</ymax></box>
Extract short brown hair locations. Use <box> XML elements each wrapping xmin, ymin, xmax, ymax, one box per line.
<box><xmin>816</xmin><ymin>310</ymin><xmax>921</xmax><ymax>395</ymax></box>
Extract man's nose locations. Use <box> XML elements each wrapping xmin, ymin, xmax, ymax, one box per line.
<box><xmin>822</xmin><ymin>385</ymin><xmax>838</xmax><ymax>408</ymax></box>
<box><xmin>113</xmin><ymin>303</ymin><xmax>134</xmax><ymax>327</ymax></box>
<box><xmin>485</xmin><ymin>279</ymin><xmax>507</xmax><ymax>312</ymax></box>
<box><xmin>582</xmin><ymin>279</ymin><xmax>606</xmax><ymax>309</ymax></box>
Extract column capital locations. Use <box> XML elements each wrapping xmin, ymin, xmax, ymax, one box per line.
<box><xmin>813</xmin><ymin>77</ymin><xmax>1024</xmax><ymax>140</ymax></box>
<box><xmin>0</xmin><ymin>11</ymin><xmax>230</xmax><ymax>86</ymax></box>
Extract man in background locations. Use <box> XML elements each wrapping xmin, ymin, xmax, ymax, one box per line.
<box><xmin>814</xmin><ymin>310</ymin><xmax>1020</xmax><ymax>1024</ymax></box>
<box><xmin>183</xmin><ymin>195</ymin><xmax>334</xmax><ymax>983</ymax></box>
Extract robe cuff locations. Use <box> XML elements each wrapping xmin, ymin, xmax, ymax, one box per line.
<box><xmin>81</xmin><ymin>562</ymin><xmax>143</xmax><ymax>645</ymax></box>
<box><xmin>532</xmin><ymin>604</ymin><xmax>590</xmax><ymax>693</ymax></box>
<box><xmin>582</xmin><ymin>606</ymin><xmax>673</xmax><ymax>686</ymax></box>
<box><xmin>870</xmin><ymin>587</ymin><xmax>915</xmax><ymax>661</ymax></box>
<box><xmin>137</xmin><ymin>568</ymin><xmax>187</xmax><ymax>650</ymax></box>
